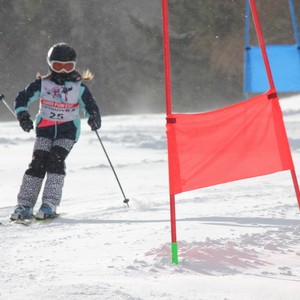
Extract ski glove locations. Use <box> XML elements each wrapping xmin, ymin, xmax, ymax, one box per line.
<box><xmin>88</xmin><ymin>114</ymin><xmax>101</xmax><ymax>131</ymax></box>
<box><xmin>17</xmin><ymin>111</ymin><xmax>34</xmax><ymax>132</ymax></box>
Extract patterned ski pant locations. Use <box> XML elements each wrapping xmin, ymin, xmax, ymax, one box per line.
<box><xmin>17</xmin><ymin>137</ymin><xmax>75</xmax><ymax>207</ymax></box>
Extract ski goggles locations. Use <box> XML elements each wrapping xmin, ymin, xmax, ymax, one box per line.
<box><xmin>49</xmin><ymin>60</ymin><xmax>76</xmax><ymax>73</ymax></box>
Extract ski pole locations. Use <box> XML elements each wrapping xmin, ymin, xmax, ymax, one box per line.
<box><xmin>95</xmin><ymin>130</ymin><xmax>130</xmax><ymax>207</ymax></box>
<box><xmin>0</xmin><ymin>94</ymin><xmax>17</xmax><ymax>117</ymax></box>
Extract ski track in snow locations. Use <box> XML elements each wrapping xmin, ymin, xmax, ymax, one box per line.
<box><xmin>1</xmin><ymin>102</ymin><xmax>300</xmax><ymax>299</ymax></box>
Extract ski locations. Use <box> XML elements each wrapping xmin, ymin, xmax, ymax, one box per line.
<box><xmin>10</xmin><ymin>219</ymin><xmax>32</xmax><ymax>226</ymax></box>
<box><xmin>34</xmin><ymin>214</ymin><xmax>60</xmax><ymax>223</ymax></box>
<box><xmin>10</xmin><ymin>214</ymin><xmax>61</xmax><ymax>226</ymax></box>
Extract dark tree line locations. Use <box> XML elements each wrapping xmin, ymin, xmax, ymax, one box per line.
<box><xmin>0</xmin><ymin>0</ymin><xmax>299</xmax><ymax>121</ymax></box>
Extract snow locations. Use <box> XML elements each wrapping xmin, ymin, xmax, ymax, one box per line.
<box><xmin>1</xmin><ymin>96</ymin><xmax>300</xmax><ymax>300</ymax></box>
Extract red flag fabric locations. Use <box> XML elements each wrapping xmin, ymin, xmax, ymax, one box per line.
<box><xmin>166</xmin><ymin>90</ymin><xmax>294</xmax><ymax>195</ymax></box>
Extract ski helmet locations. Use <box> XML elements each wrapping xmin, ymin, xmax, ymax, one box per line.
<box><xmin>47</xmin><ymin>42</ymin><xmax>77</xmax><ymax>65</ymax></box>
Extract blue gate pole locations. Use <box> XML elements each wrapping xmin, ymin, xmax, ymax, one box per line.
<box><xmin>289</xmin><ymin>0</ymin><xmax>300</xmax><ymax>47</ymax></box>
<box><xmin>244</xmin><ymin>0</ymin><xmax>251</xmax><ymax>99</ymax></box>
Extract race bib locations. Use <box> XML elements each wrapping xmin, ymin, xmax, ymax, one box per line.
<box><xmin>39</xmin><ymin>79</ymin><xmax>81</xmax><ymax>122</ymax></box>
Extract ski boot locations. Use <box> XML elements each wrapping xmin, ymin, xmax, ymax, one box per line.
<box><xmin>10</xmin><ymin>204</ymin><xmax>34</xmax><ymax>221</ymax></box>
<box><xmin>35</xmin><ymin>203</ymin><xmax>57</xmax><ymax>220</ymax></box>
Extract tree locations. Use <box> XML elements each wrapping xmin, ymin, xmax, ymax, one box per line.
<box><xmin>0</xmin><ymin>0</ymin><xmax>299</xmax><ymax>120</ymax></box>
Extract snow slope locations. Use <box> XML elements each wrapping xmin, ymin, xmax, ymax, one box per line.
<box><xmin>0</xmin><ymin>96</ymin><xmax>300</xmax><ymax>300</ymax></box>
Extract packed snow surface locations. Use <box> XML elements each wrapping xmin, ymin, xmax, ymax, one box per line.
<box><xmin>1</xmin><ymin>95</ymin><xmax>300</xmax><ymax>299</ymax></box>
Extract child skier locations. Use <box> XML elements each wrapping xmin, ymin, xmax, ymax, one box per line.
<box><xmin>10</xmin><ymin>42</ymin><xmax>101</xmax><ymax>221</ymax></box>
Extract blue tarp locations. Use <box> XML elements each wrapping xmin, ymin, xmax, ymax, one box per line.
<box><xmin>244</xmin><ymin>44</ymin><xmax>300</xmax><ymax>93</ymax></box>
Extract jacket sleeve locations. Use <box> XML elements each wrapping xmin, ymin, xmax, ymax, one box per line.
<box><xmin>14</xmin><ymin>79</ymin><xmax>41</xmax><ymax>114</ymax></box>
<box><xmin>79</xmin><ymin>83</ymin><xmax>101</xmax><ymax>119</ymax></box>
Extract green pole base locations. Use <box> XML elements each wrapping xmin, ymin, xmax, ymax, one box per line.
<box><xmin>171</xmin><ymin>242</ymin><xmax>178</xmax><ymax>264</ymax></box>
